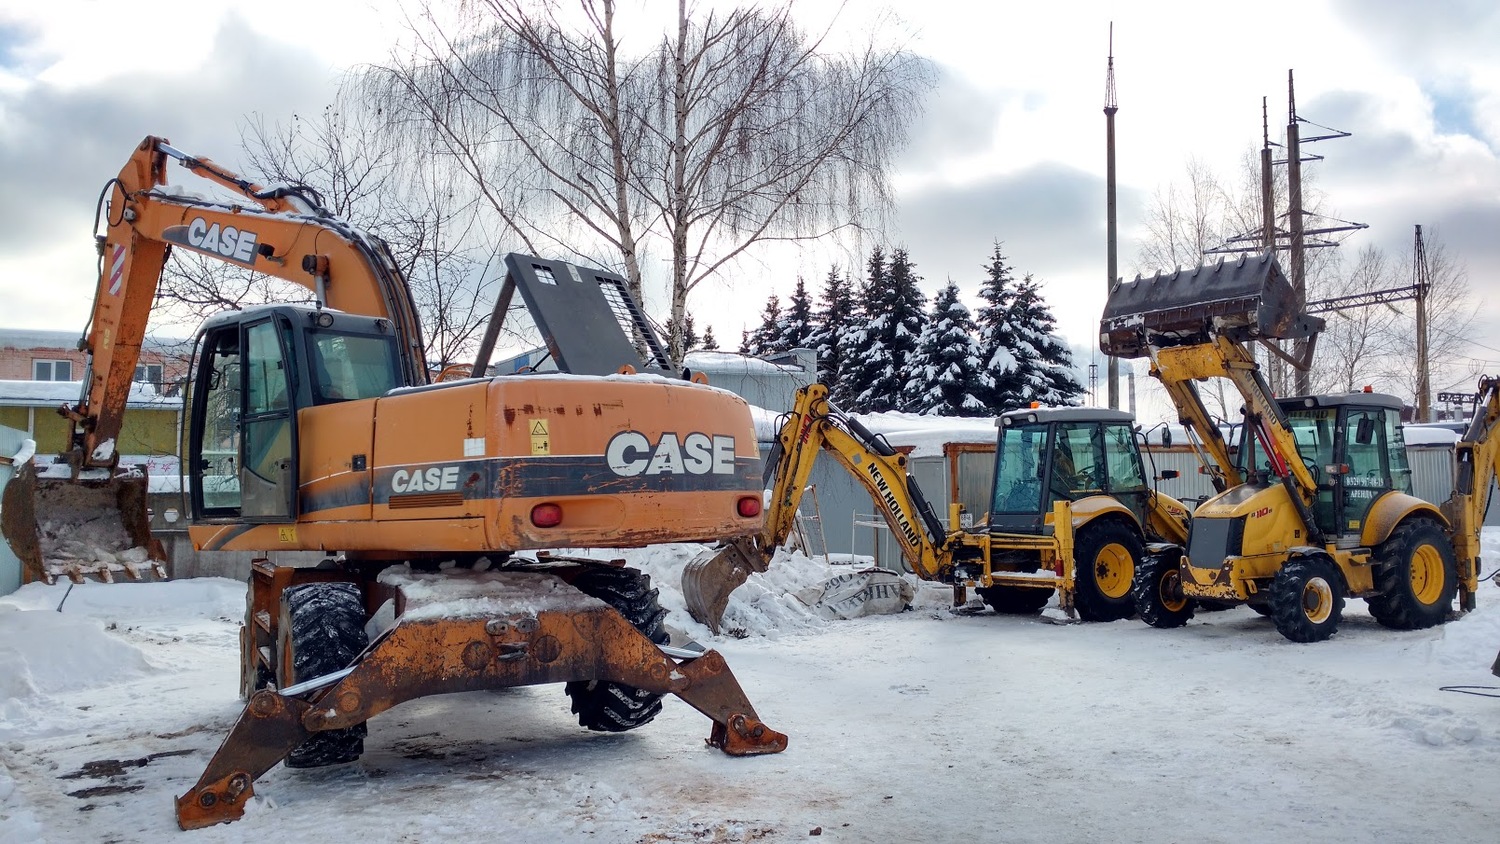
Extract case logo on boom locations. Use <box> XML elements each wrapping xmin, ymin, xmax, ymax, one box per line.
<box><xmin>606</xmin><ymin>431</ymin><xmax>736</xmax><ymax>477</ymax></box>
<box><xmin>161</xmin><ymin>217</ymin><xmax>260</xmax><ymax>265</ymax></box>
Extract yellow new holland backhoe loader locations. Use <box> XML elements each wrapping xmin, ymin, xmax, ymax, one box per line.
<box><xmin>1101</xmin><ymin>252</ymin><xmax>1486</xmax><ymax>642</ymax></box>
<box><xmin>681</xmin><ymin>383</ymin><xmax>1190</xmax><ymax>632</ymax></box>
<box><xmin>0</xmin><ymin>136</ymin><xmax>786</xmax><ymax>829</ymax></box>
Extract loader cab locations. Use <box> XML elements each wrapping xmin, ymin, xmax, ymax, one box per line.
<box><xmin>990</xmin><ymin>407</ymin><xmax>1148</xmax><ymax>533</ymax></box>
<box><xmin>1236</xmin><ymin>392</ymin><xmax>1411</xmax><ymax>539</ymax></box>
<box><xmin>187</xmin><ymin>305</ymin><xmax>403</xmax><ymax>523</ymax></box>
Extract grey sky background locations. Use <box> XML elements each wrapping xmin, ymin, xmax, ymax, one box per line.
<box><xmin>3</xmin><ymin>1</ymin><xmax>1499</xmax><ymax>415</ymax></box>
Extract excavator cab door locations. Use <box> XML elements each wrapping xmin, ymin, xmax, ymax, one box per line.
<box><xmin>189</xmin><ymin>316</ymin><xmax>299</xmax><ymax>522</ymax></box>
<box><xmin>1335</xmin><ymin>407</ymin><xmax>1403</xmax><ymax>536</ymax></box>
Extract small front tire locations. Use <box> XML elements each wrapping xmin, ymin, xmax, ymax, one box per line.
<box><xmin>1133</xmin><ymin>549</ymin><xmax>1195</xmax><ymax>629</ymax></box>
<box><xmin>1269</xmin><ymin>557</ymin><xmax>1344</xmax><ymax>643</ymax></box>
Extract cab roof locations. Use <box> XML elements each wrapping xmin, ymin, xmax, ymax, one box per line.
<box><xmin>999</xmin><ymin>406</ymin><xmax>1136</xmax><ymax>427</ymax></box>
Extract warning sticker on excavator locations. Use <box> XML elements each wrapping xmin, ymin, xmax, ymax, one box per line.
<box><xmin>529</xmin><ymin>419</ymin><xmax>550</xmax><ymax>455</ymax></box>
<box><xmin>278</xmin><ymin>527</ymin><xmax>297</xmax><ymax>542</ymax></box>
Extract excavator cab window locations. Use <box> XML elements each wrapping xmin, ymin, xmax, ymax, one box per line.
<box><xmin>189</xmin><ymin>316</ymin><xmax>299</xmax><ymax>522</ymax></box>
<box><xmin>1339</xmin><ymin>407</ymin><xmax>1393</xmax><ymax>534</ymax></box>
<box><xmin>308</xmin><ymin>330</ymin><xmax>400</xmax><ymax>404</ymax></box>
<box><xmin>1287</xmin><ymin>408</ymin><xmax>1337</xmax><ymax>533</ymax></box>
<box><xmin>192</xmin><ymin>329</ymin><xmax>243</xmax><ymax>515</ymax></box>
<box><xmin>992</xmin><ymin>423</ymin><xmax>1047</xmax><ymax>520</ymax></box>
<box><xmin>1101</xmin><ymin>421</ymin><xmax>1149</xmax><ymax>524</ymax></box>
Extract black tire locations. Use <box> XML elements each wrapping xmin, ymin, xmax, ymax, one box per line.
<box><xmin>976</xmin><ymin>585</ymin><xmax>1054</xmax><ymax>615</ymax></box>
<box><xmin>1071</xmin><ymin>520</ymin><xmax>1144</xmax><ymax>622</ymax></box>
<box><xmin>1367</xmin><ymin>518</ymin><xmax>1457</xmax><ymax>630</ymax></box>
<box><xmin>280</xmin><ymin>582</ymin><xmax>369</xmax><ymax>768</ymax></box>
<box><xmin>1269</xmin><ymin>557</ymin><xmax>1344</xmax><ymax>643</ymax></box>
<box><xmin>564</xmin><ymin>566</ymin><xmax>669</xmax><ymax>732</ymax></box>
<box><xmin>1133</xmin><ymin>548</ymin><xmax>1195</xmax><ymax>628</ymax></box>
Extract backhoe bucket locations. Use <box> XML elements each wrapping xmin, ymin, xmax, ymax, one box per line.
<box><xmin>682</xmin><ymin>537</ymin><xmax>767</xmax><ymax>634</ymax></box>
<box><xmin>0</xmin><ymin>460</ymin><xmax>167</xmax><ymax>584</ymax></box>
<box><xmin>1100</xmin><ymin>252</ymin><xmax>1324</xmax><ymax>359</ymax></box>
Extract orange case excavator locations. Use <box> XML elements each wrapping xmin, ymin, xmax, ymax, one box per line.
<box><xmin>0</xmin><ymin>136</ymin><xmax>786</xmax><ymax>829</ymax></box>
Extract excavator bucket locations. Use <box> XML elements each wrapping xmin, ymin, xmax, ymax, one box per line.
<box><xmin>0</xmin><ymin>460</ymin><xmax>167</xmax><ymax>584</ymax></box>
<box><xmin>1100</xmin><ymin>252</ymin><xmax>1324</xmax><ymax>359</ymax></box>
<box><xmin>682</xmin><ymin>537</ymin><xmax>767</xmax><ymax>634</ymax></box>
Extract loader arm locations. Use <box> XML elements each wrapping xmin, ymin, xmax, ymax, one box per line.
<box><xmin>76</xmin><ymin>135</ymin><xmax>426</xmax><ymax>471</ymax></box>
<box><xmin>683</xmin><ymin>383</ymin><xmax>958</xmax><ymax>630</ymax></box>
<box><xmin>1441</xmin><ymin>375</ymin><xmax>1500</xmax><ymax>607</ymax></box>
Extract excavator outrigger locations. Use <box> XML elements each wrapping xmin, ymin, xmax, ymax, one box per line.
<box><xmin>1102</xmin><ymin>252</ymin><xmax>1485</xmax><ymax>642</ymax></box>
<box><xmin>0</xmin><ymin>136</ymin><xmax>786</xmax><ymax>830</ymax></box>
<box><xmin>682</xmin><ymin>382</ymin><xmax>1190</xmax><ymax>632</ymax></box>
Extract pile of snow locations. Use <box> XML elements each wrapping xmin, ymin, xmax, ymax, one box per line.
<box><xmin>1431</xmin><ymin>598</ymin><xmax>1500</xmax><ymax>668</ymax></box>
<box><xmin>0</xmin><ymin>609</ymin><xmax>153</xmax><ymax>704</ymax></box>
<box><xmin>615</xmin><ymin>543</ymin><xmax>909</xmax><ymax>640</ymax></box>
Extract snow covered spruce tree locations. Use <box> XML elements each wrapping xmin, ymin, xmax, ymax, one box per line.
<box><xmin>744</xmin><ymin>294</ymin><xmax>784</xmax><ymax>356</ymax></box>
<box><xmin>837</xmin><ymin>247</ymin><xmax>927</xmax><ymax>412</ymax></box>
<box><xmin>775</xmin><ymin>277</ymin><xmax>816</xmax><ymax>353</ymax></box>
<box><xmin>974</xmin><ymin>242</ymin><xmax>1082</xmax><ymax>410</ymax></box>
<box><xmin>1005</xmin><ymin>273</ymin><xmax>1085</xmax><ymax>407</ymax></box>
<box><xmin>974</xmin><ymin>242</ymin><xmax>1022</xmax><ymax>410</ymax></box>
<box><xmin>808</xmin><ymin>265</ymin><xmax>856</xmax><ymax>389</ymax></box>
<box><xmin>900</xmin><ymin>280</ymin><xmax>993</xmax><ymax>416</ymax></box>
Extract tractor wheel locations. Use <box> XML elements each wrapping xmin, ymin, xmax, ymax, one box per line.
<box><xmin>1071</xmin><ymin>520</ymin><xmax>1144</xmax><ymax>622</ymax></box>
<box><xmin>1268</xmin><ymin>557</ymin><xmax>1344</xmax><ymax>643</ymax></box>
<box><xmin>976</xmin><ymin>585</ymin><xmax>1054</xmax><ymax>615</ymax></box>
<box><xmin>280</xmin><ymin>582</ymin><xmax>369</xmax><ymax>768</ymax></box>
<box><xmin>564</xmin><ymin>566</ymin><xmax>670</xmax><ymax>732</ymax></box>
<box><xmin>1367</xmin><ymin>518</ymin><xmax>1457</xmax><ymax>630</ymax></box>
<box><xmin>1133</xmin><ymin>549</ymin><xmax>1195</xmax><ymax>628</ymax></box>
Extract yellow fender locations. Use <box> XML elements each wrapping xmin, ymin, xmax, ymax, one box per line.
<box><xmin>1360</xmin><ymin>491</ymin><xmax>1449</xmax><ymax>548</ymax></box>
<box><xmin>1065</xmin><ymin>495</ymin><xmax>1142</xmax><ymax>533</ymax></box>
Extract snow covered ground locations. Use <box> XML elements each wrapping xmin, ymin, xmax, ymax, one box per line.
<box><xmin>2</xmin><ymin>540</ymin><xmax>1499</xmax><ymax>844</ymax></box>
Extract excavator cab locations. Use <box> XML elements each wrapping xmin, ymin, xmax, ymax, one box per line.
<box><xmin>1231</xmin><ymin>393</ymin><xmax>1410</xmax><ymax>542</ymax></box>
<box><xmin>186</xmin><ymin>305</ymin><xmax>402</xmax><ymax>524</ymax></box>
<box><xmin>991</xmin><ymin>407</ymin><xmax>1150</xmax><ymax>534</ymax></box>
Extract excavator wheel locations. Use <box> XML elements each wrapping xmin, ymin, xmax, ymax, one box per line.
<box><xmin>565</xmin><ymin>566</ymin><xmax>670</xmax><ymax>732</ymax></box>
<box><xmin>280</xmin><ymin>582</ymin><xmax>370</xmax><ymax>768</ymax></box>
<box><xmin>1268</xmin><ymin>556</ymin><xmax>1344</xmax><ymax>643</ymax></box>
<box><xmin>1132</xmin><ymin>549</ymin><xmax>1194</xmax><ymax>629</ymax></box>
<box><xmin>1367</xmin><ymin>518</ymin><xmax>1458</xmax><ymax>631</ymax></box>
<box><xmin>976</xmin><ymin>585</ymin><xmax>1054</xmax><ymax>615</ymax></box>
<box><xmin>1071</xmin><ymin>520</ymin><xmax>1143</xmax><ymax>622</ymax></box>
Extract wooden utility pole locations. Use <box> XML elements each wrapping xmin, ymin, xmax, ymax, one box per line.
<box><xmin>1104</xmin><ymin>24</ymin><xmax>1121</xmax><ymax>410</ymax></box>
<box><xmin>1260</xmin><ymin>97</ymin><xmax>1285</xmax><ymax>396</ymax></box>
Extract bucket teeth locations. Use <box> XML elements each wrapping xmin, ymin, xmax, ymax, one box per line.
<box><xmin>1100</xmin><ymin>252</ymin><xmax>1325</xmax><ymax>358</ymax></box>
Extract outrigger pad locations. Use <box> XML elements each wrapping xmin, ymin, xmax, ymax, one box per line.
<box><xmin>1100</xmin><ymin>252</ymin><xmax>1325</xmax><ymax>359</ymax></box>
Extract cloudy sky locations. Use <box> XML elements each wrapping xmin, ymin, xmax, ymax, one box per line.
<box><xmin>4</xmin><ymin>0</ymin><xmax>1500</xmax><ymax>410</ymax></box>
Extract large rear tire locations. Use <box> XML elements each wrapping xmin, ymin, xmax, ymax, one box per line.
<box><xmin>1133</xmin><ymin>549</ymin><xmax>1195</xmax><ymax>629</ymax></box>
<box><xmin>1071</xmin><ymin>520</ymin><xmax>1143</xmax><ymax>622</ymax></box>
<box><xmin>976</xmin><ymin>585</ymin><xmax>1054</xmax><ymax>615</ymax></box>
<box><xmin>1269</xmin><ymin>557</ymin><xmax>1344</xmax><ymax>643</ymax></box>
<box><xmin>564</xmin><ymin>566</ymin><xmax>669</xmax><ymax>732</ymax></box>
<box><xmin>1367</xmin><ymin>518</ymin><xmax>1457</xmax><ymax>630</ymax></box>
<box><xmin>280</xmin><ymin>581</ymin><xmax>369</xmax><ymax>768</ymax></box>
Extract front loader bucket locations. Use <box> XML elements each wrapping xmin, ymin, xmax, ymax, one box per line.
<box><xmin>0</xmin><ymin>460</ymin><xmax>167</xmax><ymax>584</ymax></box>
<box><xmin>1100</xmin><ymin>252</ymin><xmax>1324</xmax><ymax>359</ymax></box>
<box><xmin>682</xmin><ymin>537</ymin><xmax>768</xmax><ymax>634</ymax></box>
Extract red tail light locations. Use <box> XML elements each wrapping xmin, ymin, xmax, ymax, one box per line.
<box><xmin>737</xmin><ymin>496</ymin><xmax>762</xmax><ymax>518</ymax></box>
<box><xmin>530</xmin><ymin>503</ymin><xmax>563</xmax><ymax>527</ymax></box>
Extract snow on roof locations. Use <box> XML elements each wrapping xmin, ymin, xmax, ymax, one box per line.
<box><xmin>0</xmin><ymin>380</ymin><xmax>182</xmax><ymax>408</ymax></box>
<box><xmin>1403</xmin><ymin>425</ymin><xmax>1461</xmax><ymax>446</ymax></box>
<box><xmin>685</xmin><ymin>350</ymin><xmax>802</xmax><ymax>375</ymax></box>
<box><xmin>0</xmin><ymin>327</ymin><xmax>191</xmax><ymax>354</ymax></box>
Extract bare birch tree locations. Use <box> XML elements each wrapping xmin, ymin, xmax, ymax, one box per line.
<box><xmin>358</xmin><ymin>0</ymin><xmax>931</xmax><ymax>364</ymax></box>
